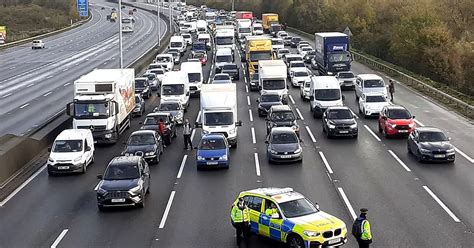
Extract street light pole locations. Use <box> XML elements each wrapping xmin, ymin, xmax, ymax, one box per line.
<box><xmin>232</xmin><ymin>0</ymin><xmax>235</xmax><ymax>11</ymax></box>
<box><xmin>157</xmin><ymin>0</ymin><xmax>161</xmax><ymax>46</ymax></box>
<box><xmin>169</xmin><ymin>0</ymin><xmax>172</xmax><ymax>33</ymax></box>
<box><xmin>118</xmin><ymin>0</ymin><xmax>123</xmax><ymax>68</ymax></box>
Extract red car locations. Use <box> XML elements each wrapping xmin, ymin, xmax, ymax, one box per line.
<box><xmin>378</xmin><ymin>105</ymin><xmax>416</xmax><ymax>137</ymax></box>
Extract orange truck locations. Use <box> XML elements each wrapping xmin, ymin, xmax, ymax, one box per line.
<box><xmin>262</xmin><ymin>13</ymin><xmax>279</xmax><ymax>33</ymax></box>
<box><xmin>0</xmin><ymin>26</ymin><xmax>6</xmax><ymax>44</ymax></box>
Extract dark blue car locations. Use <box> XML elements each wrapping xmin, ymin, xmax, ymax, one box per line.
<box><xmin>196</xmin><ymin>134</ymin><xmax>229</xmax><ymax>169</ymax></box>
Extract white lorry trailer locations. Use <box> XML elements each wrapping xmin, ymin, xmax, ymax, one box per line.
<box><xmin>258</xmin><ymin>60</ymin><xmax>289</xmax><ymax>104</ymax></box>
<box><xmin>66</xmin><ymin>69</ymin><xmax>135</xmax><ymax>144</ymax></box>
<box><xmin>197</xmin><ymin>84</ymin><xmax>242</xmax><ymax>147</ymax></box>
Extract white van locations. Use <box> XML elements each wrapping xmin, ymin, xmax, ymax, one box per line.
<box><xmin>309</xmin><ymin>76</ymin><xmax>344</xmax><ymax>118</ymax></box>
<box><xmin>196</xmin><ymin>20</ymin><xmax>207</xmax><ymax>33</ymax></box>
<box><xmin>161</xmin><ymin>71</ymin><xmax>190</xmax><ymax>110</ymax></box>
<box><xmin>197</xmin><ymin>33</ymin><xmax>212</xmax><ymax>50</ymax></box>
<box><xmin>181</xmin><ymin>61</ymin><xmax>203</xmax><ymax>95</ymax></box>
<box><xmin>215</xmin><ymin>48</ymin><xmax>234</xmax><ymax>73</ymax></box>
<box><xmin>47</xmin><ymin>129</ymin><xmax>95</xmax><ymax>175</ymax></box>
<box><xmin>155</xmin><ymin>54</ymin><xmax>174</xmax><ymax>71</ymax></box>
<box><xmin>170</xmin><ymin>35</ymin><xmax>186</xmax><ymax>55</ymax></box>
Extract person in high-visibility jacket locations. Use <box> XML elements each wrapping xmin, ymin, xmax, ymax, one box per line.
<box><xmin>352</xmin><ymin>208</ymin><xmax>373</xmax><ymax>248</ymax></box>
<box><xmin>231</xmin><ymin>197</ymin><xmax>250</xmax><ymax>247</ymax></box>
<box><xmin>265</xmin><ymin>202</ymin><xmax>278</xmax><ymax>216</ymax></box>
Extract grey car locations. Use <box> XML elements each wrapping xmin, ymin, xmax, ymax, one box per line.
<box><xmin>154</xmin><ymin>100</ymin><xmax>185</xmax><ymax>124</ymax></box>
<box><xmin>133</xmin><ymin>95</ymin><xmax>146</xmax><ymax>117</ymax></box>
<box><xmin>212</xmin><ymin>73</ymin><xmax>232</xmax><ymax>84</ymax></box>
<box><xmin>121</xmin><ymin>130</ymin><xmax>163</xmax><ymax>164</ymax></box>
<box><xmin>266</xmin><ymin>127</ymin><xmax>303</xmax><ymax>163</ymax></box>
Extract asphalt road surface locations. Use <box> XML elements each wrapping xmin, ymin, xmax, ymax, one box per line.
<box><xmin>0</xmin><ymin>4</ymin><xmax>472</xmax><ymax>248</ymax></box>
<box><xmin>0</xmin><ymin>0</ymin><xmax>168</xmax><ymax>137</ymax></box>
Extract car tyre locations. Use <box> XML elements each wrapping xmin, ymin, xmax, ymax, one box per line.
<box><xmin>353</xmin><ymin>134</ymin><xmax>358</xmax><ymax>139</ymax></box>
<box><xmin>287</xmin><ymin>234</ymin><xmax>305</xmax><ymax>248</ymax></box>
<box><xmin>97</xmin><ymin>205</ymin><xmax>105</xmax><ymax>211</ymax></box>
<box><xmin>81</xmin><ymin>162</ymin><xmax>87</xmax><ymax>174</ymax></box>
<box><xmin>407</xmin><ymin>144</ymin><xmax>413</xmax><ymax>154</ymax></box>
<box><xmin>137</xmin><ymin>193</ymin><xmax>145</xmax><ymax>208</ymax></box>
<box><xmin>47</xmin><ymin>169</ymin><xmax>56</xmax><ymax>177</ymax></box>
<box><xmin>416</xmin><ymin>150</ymin><xmax>423</xmax><ymax>163</ymax></box>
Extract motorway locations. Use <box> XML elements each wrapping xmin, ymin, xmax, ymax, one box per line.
<box><xmin>0</xmin><ymin>0</ymin><xmax>168</xmax><ymax>137</ymax></box>
<box><xmin>0</xmin><ymin>3</ymin><xmax>473</xmax><ymax>248</ymax></box>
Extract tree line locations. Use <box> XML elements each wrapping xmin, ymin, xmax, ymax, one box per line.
<box><xmin>190</xmin><ymin>0</ymin><xmax>473</xmax><ymax>97</ymax></box>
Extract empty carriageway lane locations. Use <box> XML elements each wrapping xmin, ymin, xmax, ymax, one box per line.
<box><xmin>0</xmin><ymin>0</ymin><xmax>168</xmax><ymax>136</ymax></box>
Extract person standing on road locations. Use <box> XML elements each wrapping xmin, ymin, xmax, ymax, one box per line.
<box><xmin>352</xmin><ymin>208</ymin><xmax>373</xmax><ymax>248</ymax></box>
<box><xmin>389</xmin><ymin>80</ymin><xmax>395</xmax><ymax>102</ymax></box>
<box><xmin>183</xmin><ymin>119</ymin><xmax>193</xmax><ymax>150</ymax></box>
<box><xmin>231</xmin><ymin>197</ymin><xmax>251</xmax><ymax>247</ymax></box>
<box><xmin>158</xmin><ymin>118</ymin><xmax>166</xmax><ymax>148</ymax></box>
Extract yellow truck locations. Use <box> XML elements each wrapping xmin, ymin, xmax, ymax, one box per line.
<box><xmin>262</xmin><ymin>13</ymin><xmax>279</xmax><ymax>33</ymax></box>
<box><xmin>0</xmin><ymin>26</ymin><xmax>6</xmax><ymax>44</ymax></box>
<box><xmin>243</xmin><ymin>36</ymin><xmax>273</xmax><ymax>77</ymax></box>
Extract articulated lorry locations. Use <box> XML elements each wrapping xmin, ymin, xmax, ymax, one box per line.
<box><xmin>244</xmin><ymin>36</ymin><xmax>273</xmax><ymax>77</ymax></box>
<box><xmin>67</xmin><ymin>69</ymin><xmax>135</xmax><ymax>144</ymax></box>
<box><xmin>314</xmin><ymin>32</ymin><xmax>352</xmax><ymax>75</ymax></box>
<box><xmin>197</xmin><ymin>84</ymin><xmax>242</xmax><ymax>147</ymax></box>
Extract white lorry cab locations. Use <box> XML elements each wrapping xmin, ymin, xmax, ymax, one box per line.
<box><xmin>197</xmin><ymin>33</ymin><xmax>212</xmax><ymax>50</ymax></box>
<box><xmin>155</xmin><ymin>54</ymin><xmax>174</xmax><ymax>71</ymax></box>
<box><xmin>215</xmin><ymin>48</ymin><xmax>234</xmax><ymax>73</ymax></box>
<box><xmin>181</xmin><ymin>61</ymin><xmax>203</xmax><ymax>95</ymax></box>
<box><xmin>258</xmin><ymin>60</ymin><xmax>289</xmax><ymax>104</ymax></box>
<box><xmin>196</xmin><ymin>20</ymin><xmax>207</xmax><ymax>33</ymax></box>
<box><xmin>197</xmin><ymin>84</ymin><xmax>242</xmax><ymax>147</ymax></box>
<box><xmin>215</xmin><ymin>26</ymin><xmax>235</xmax><ymax>52</ymax></box>
<box><xmin>252</xmin><ymin>23</ymin><xmax>264</xmax><ymax>35</ymax></box>
<box><xmin>160</xmin><ymin>71</ymin><xmax>190</xmax><ymax>110</ymax></box>
<box><xmin>309</xmin><ymin>76</ymin><xmax>344</xmax><ymax>118</ymax></box>
<box><xmin>47</xmin><ymin>129</ymin><xmax>95</xmax><ymax>175</ymax></box>
<box><xmin>67</xmin><ymin>69</ymin><xmax>135</xmax><ymax>144</ymax></box>
<box><xmin>237</xmin><ymin>19</ymin><xmax>252</xmax><ymax>41</ymax></box>
<box><xmin>170</xmin><ymin>35</ymin><xmax>187</xmax><ymax>55</ymax></box>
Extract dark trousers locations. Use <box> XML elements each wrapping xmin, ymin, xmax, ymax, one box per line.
<box><xmin>235</xmin><ymin>222</ymin><xmax>250</xmax><ymax>247</ymax></box>
<box><xmin>183</xmin><ymin>134</ymin><xmax>192</xmax><ymax>149</ymax></box>
<box><xmin>390</xmin><ymin>92</ymin><xmax>394</xmax><ymax>102</ymax></box>
<box><xmin>357</xmin><ymin>239</ymin><xmax>371</xmax><ymax>248</ymax></box>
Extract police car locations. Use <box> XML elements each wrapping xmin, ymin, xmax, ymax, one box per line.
<box><xmin>232</xmin><ymin>187</ymin><xmax>347</xmax><ymax>248</ymax></box>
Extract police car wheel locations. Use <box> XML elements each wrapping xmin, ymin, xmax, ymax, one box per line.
<box><xmin>287</xmin><ymin>235</ymin><xmax>304</xmax><ymax>248</ymax></box>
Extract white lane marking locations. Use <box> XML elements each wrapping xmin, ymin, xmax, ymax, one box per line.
<box><xmin>244</xmin><ymin>77</ymin><xmax>248</xmax><ymax>84</ymax></box>
<box><xmin>176</xmin><ymin>155</ymin><xmax>187</xmax><ymax>179</ymax></box>
<box><xmin>349</xmin><ymin>108</ymin><xmax>359</xmax><ymax>119</ymax></box>
<box><xmin>245</xmin><ymin>84</ymin><xmax>249</xmax><ymax>93</ymax></box>
<box><xmin>207</xmin><ymin>77</ymin><xmax>211</xmax><ymax>84</ymax></box>
<box><xmin>337</xmin><ymin>187</ymin><xmax>357</xmax><ymax>220</ymax></box>
<box><xmin>1</xmin><ymin>92</ymin><xmax>13</xmax><ymax>98</ymax></box>
<box><xmin>364</xmin><ymin>125</ymin><xmax>381</xmax><ymax>142</ymax></box>
<box><xmin>196</xmin><ymin>110</ymin><xmax>201</xmax><ymax>123</ymax></box>
<box><xmin>63</xmin><ymin>83</ymin><xmax>70</xmax><ymax>87</ymax></box>
<box><xmin>289</xmin><ymin>95</ymin><xmax>295</xmax><ymax>105</ymax></box>
<box><xmin>414</xmin><ymin>119</ymin><xmax>424</xmax><ymax>126</ymax></box>
<box><xmin>43</xmin><ymin>91</ymin><xmax>52</xmax><ymax>97</ymax></box>
<box><xmin>251</xmin><ymin>127</ymin><xmax>256</xmax><ymax>144</ymax></box>
<box><xmin>318</xmin><ymin>151</ymin><xmax>334</xmax><ymax>174</ymax></box>
<box><xmin>305</xmin><ymin>126</ymin><xmax>316</xmax><ymax>143</ymax></box>
<box><xmin>190</xmin><ymin>129</ymin><xmax>196</xmax><ymax>141</ymax></box>
<box><xmin>0</xmin><ymin>164</ymin><xmax>46</xmax><ymax>207</ymax></box>
<box><xmin>248</xmin><ymin>109</ymin><xmax>253</xmax><ymax>122</ymax></box>
<box><xmin>9</xmin><ymin>66</ymin><xmax>15</xmax><ymax>70</ymax></box>
<box><xmin>388</xmin><ymin>150</ymin><xmax>411</xmax><ymax>172</ymax></box>
<box><xmin>423</xmin><ymin>186</ymin><xmax>460</xmax><ymax>222</ymax></box>
<box><xmin>62</xmin><ymin>68</ymin><xmax>69</xmax><ymax>72</ymax></box>
<box><xmin>295</xmin><ymin>108</ymin><xmax>304</xmax><ymax>121</ymax></box>
<box><xmin>210</xmin><ymin>64</ymin><xmax>214</xmax><ymax>71</ymax></box>
<box><xmin>46</xmin><ymin>75</ymin><xmax>54</xmax><ymax>79</ymax></box>
<box><xmin>159</xmin><ymin>191</ymin><xmax>176</xmax><ymax>228</ymax></box>
<box><xmin>19</xmin><ymin>103</ymin><xmax>29</xmax><ymax>109</ymax></box>
<box><xmin>243</xmin><ymin>70</ymin><xmax>246</xmax><ymax>76</ymax></box>
<box><xmin>247</xmin><ymin>95</ymin><xmax>251</xmax><ymax>106</ymax></box>
<box><xmin>51</xmin><ymin>229</ymin><xmax>69</xmax><ymax>248</ymax></box>
<box><xmin>254</xmin><ymin>153</ymin><xmax>261</xmax><ymax>176</ymax></box>
<box><xmin>26</xmin><ymin>83</ymin><xmax>34</xmax><ymax>88</ymax></box>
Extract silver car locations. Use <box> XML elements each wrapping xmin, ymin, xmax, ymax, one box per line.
<box><xmin>212</xmin><ymin>73</ymin><xmax>232</xmax><ymax>84</ymax></box>
<box><xmin>154</xmin><ymin>100</ymin><xmax>184</xmax><ymax>124</ymax></box>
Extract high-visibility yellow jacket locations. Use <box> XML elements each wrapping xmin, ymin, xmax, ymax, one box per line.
<box><xmin>231</xmin><ymin>204</ymin><xmax>250</xmax><ymax>223</ymax></box>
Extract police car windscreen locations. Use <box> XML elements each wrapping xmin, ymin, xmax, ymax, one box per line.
<box><xmin>278</xmin><ymin>198</ymin><xmax>318</xmax><ymax>218</ymax></box>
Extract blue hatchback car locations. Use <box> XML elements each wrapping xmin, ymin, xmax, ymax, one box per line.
<box><xmin>196</xmin><ymin>134</ymin><xmax>229</xmax><ymax>169</ymax></box>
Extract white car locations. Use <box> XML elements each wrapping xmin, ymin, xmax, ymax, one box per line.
<box><xmin>276</xmin><ymin>31</ymin><xmax>288</xmax><ymax>39</ymax></box>
<box><xmin>299</xmin><ymin>47</ymin><xmax>314</xmax><ymax>58</ymax></box>
<box><xmin>297</xmin><ymin>44</ymin><xmax>312</xmax><ymax>54</ymax></box>
<box><xmin>271</xmin><ymin>38</ymin><xmax>284</xmax><ymax>52</ymax></box>
<box><xmin>155</xmin><ymin>54</ymin><xmax>174</xmax><ymax>71</ymax></box>
<box><xmin>358</xmin><ymin>92</ymin><xmax>391</xmax><ymax>118</ymax></box>
<box><xmin>182</xmin><ymin>33</ymin><xmax>192</xmax><ymax>45</ymax></box>
<box><xmin>276</xmin><ymin>48</ymin><xmax>290</xmax><ymax>59</ymax></box>
<box><xmin>336</xmin><ymin>71</ymin><xmax>356</xmax><ymax>88</ymax></box>
<box><xmin>32</xmin><ymin>40</ymin><xmax>45</xmax><ymax>49</ymax></box>
<box><xmin>287</xmin><ymin>60</ymin><xmax>306</xmax><ymax>78</ymax></box>
<box><xmin>299</xmin><ymin>80</ymin><xmax>311</xmax><ymax>100</ymax></box>
<box><xmin>146</xmin><ymin>68</ymin><xmax>165</xmax><ymax>83</ymax></box>
<box><xmin>290</xmin><ymin>68</ymin><xmax>312</xmax><ymax>87</ymax></box>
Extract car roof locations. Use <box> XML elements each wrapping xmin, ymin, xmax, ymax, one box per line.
<box><xmin>130</xmin><ymin>130</ymin><xmax>156</xmax><ymax>136</ymax></box>
<box><xmin>110</xmin><ymin>155</ymin><xmax>141</xmax><ymax>165</ymax></box>
<box><xmin>416</xmin><ymin>127</ymin><xmax>444</xmax><ymax>133</ymax></box>
<box><xmin>147</xmin><ymin>112</ymin><xmax>171</xmax><ymax>117</ymax></box>
<box><xmin>271</xmin><ymin>127</ymin><xmax>296</xmax><ymax>133</ymax></box>
<box><xmin>135</xmin><ymin>77</ymin><xmax>147</xmax><ymax>80</ymax></box>
<box><xmin>386</xmin><ymin>105</ymin><xmax>407</xmax><ymax>110</ymax></box>
<box><xmin>357</xmin><ymin>74</ymin><xmax>383</xmax><ymax>80</ymax></box>
<box><xmin>56</xmin><ymin>129</ymin><xmax>91</xmax><ymax>140</ymax></box>
<box><xmin>214</xmin><ymin>73</ymin><xmax>230</xmax><ymax>77</ymax></box>
<box><xmin>245</xmin><ymin>187</ymin><xmax>304</xmax><ymax>203</ymax></box>
<box><xmin>363</xmin><ymin>92</ymin><xmax>386</xmax><ymax>96</ymax></box>
<box><xmin>327</xmin><ymin>106</ymin><xmax>351</xmax><ymax>111</ymax></box>
<box><xmin>262</xmin><ymin>91</ymin><xmax>280</xmax><ymax>96</ymax></box>
<box><xmin>202</xmin><ymin>133</ymin><xmax>226</xmax><ymax>139</ymax></box>
<box><xmin>160</xmin><ymin>100</ymin><xmax>181</xmax><ymax>104</ymax></box>
<box><xmin>270</xmin><ymin>105</ymin><xmax>292</xmax><ymax>111</ymax></box>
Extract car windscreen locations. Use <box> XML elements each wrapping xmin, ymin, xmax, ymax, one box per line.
<box><xmin>329</xmin><ymin>53</ymin><xmax>351</xmax><ymax>62</ymax></box>
<box><xmin>302</xmin><ymin>47</ymin><xmax>312</xmax><ymax>51</ymax></box>
<box><xmin>292</xmin><ymin>37</ymin><xmax>301</xmax><ymax>42</ymax></box>
<box><xmin>294</xmin><ymin>71</ymin><xmax>309</xmax><ymax>77</ymax></box>
<box><xmin>156</xmin><ymin>56</ymin><xmax>171</xmax><ymax>63</ymax></box>
<box><xmin>251</xmin><ymin>73</ymin><xmax>259</xmax><ymax>80</ymax></box>
<box><xmin>418</xmin><ymin>131</ymin><xmax>448</xmax><ymax>142</ymax></box>
<box><xmin>104</xmin><ymin>163</ymin><xmax>140</xmax><ymax>180</ymax></box>
<box><xmin>199</xmin><ymin>137</ymin><xmax>226</xmax><ymax>150</ymax></box>
<box><xmin>279</xmin><ymin>33</ymin><xmax>288</xmax><ymax>37</ymax></box>
<box><xmin>314</xmin><ymin>89</ymin><xmax>341</xmax><ymax>101</ymax></box>
<box><xmin>216</xmin><ymin>36</ymin><xmax>233</xmax><ymax>45</ymax></box>
<box><xmin>239</xmin><ymin>27</ymin><xmax>251</xmax><ymax>33</ymax></box>
<box><xmin>250</xmin><ymin>51</ymin><xmax>272</xmax><ymax>62</ymax></box>
<box><xmin>135</xmin><ymin>96</ymin><xmax>141</xmax><ymax>103</ymax></box>
<box><xmin>279</xmin><ymin>198</ymin><xmax>318</xmax><ymax>218</ymax></box>
<box><xmin>216</xmin><ymin>55</ymin><xmax>232</xmax><ymax>63</ymax></box>
<box><xmin>128</xmin><ymin>133</ymin><xmax>156</xmax><ymax>145</ymax></box>
<box><xmin>327</xmin><ymin>109</ymin><xmax>352</xmax><ymax>119</ymax></box>
<box><xmin>74</xmin><ymin>102</ymin><xmax>109</xmax><ymax>118</ymax></box>
<box><xmin>364</xmin><ymin>80</ymin><xmax>384</xmax><ymax>88</ymax></box>
<box><xmin>159</xmin><ymin>102</ymin><xmax>180</xmax><ymax>111</ymax></box>
<box><xmin>338</xmin><ymin>72</ymin><xmax>354</xmax><ymax>78</ymax></box>
<box><xmin>150</xmin><ymin>69</ymin><xmax>164</xmax><ymax>75</ymax></box>
<box><xmin>144</xmin><ymin>116</ymin><xmax>168</xmax><ymax>125</ymax></box>
<box><xmin>272</xmin><ymin>40</ymin><xmax>283</xmax><ymax>46</ymax></box>
<box><xmin>223</xmin><ymin>64</ymin><xmax>238</xmax><ymax>70</ymax></box>
<box><xmin>261</xmin><ymin>94</ymin><xmax>280</xmax><ymax>102</ymax></box>
<box><xmin>366</xmin><ymin>95</ymin><xmax>386</xmax><ymax>102</ymax></box>
<box><xmin>279</xmin><ymin>50</ymin><xmax>289</xmax><ymax>55</ymax></box>
<box><xmin>271</xmin><ymin>111</ymin><xmax>295</xmax><ymax>121</ymax></box>
<box><xmin>135</xmin><ymin>80</ymin><xmax>146</xmax><ymax>88</ymax></box>
<box><xmin>214</xmin><ymin>74</ymin><xmax>230</xmax><ymax>80</ymax></box>
<box><xmin>271</xmin><ymin>132</ymin><xmax>298</xmax><ymax>144</ymax></box>
<box><xmin>143</xmin><ymin>74</ymin><xmax>156</xmax><ymax>80</ymax></box>
<box><xmin>187</xmin><ymin>73</ymin><xmax>201</xmax><ymax>83</ymax></box>
<box><xmin>291</xmin><ymin>62</ymin><xmax>305</xmax><ymax>68</ymax></box>
<box><xmin>262</xmin><ymin>80</ymin><xmax>285</xmax><ymax>90</ymax></box>
<box><xmin>204</xmin><ymin>112</ymin><xmax>233</xmax><ymax>126</ymax></box>
<box><xmin>162</xmin><ymin>84</ymin><xmax>185</xmax><ymax>95</ymax></box>
<box><xmin>52</xmin><ymin>140</ymin><xmax>83</xmax><ymax>152</ymax></box>
<box><xmin>387</xmin><ymin>109</ymin><xmax>411</xmax><ymax>119</ymax></box>
<box><xmin>170</xmin><ymin>42</ymin><xmax>183</xmax><ymax>48</ymax></box>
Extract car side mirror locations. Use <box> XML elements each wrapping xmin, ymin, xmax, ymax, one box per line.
<box><xmin>86</xmin><ymin>146</ymin><xmax>92</xmax><ymax>152</ymax></box>
<box><xmin>186</xmin><ymin>92</ymin><xmax>190</xmax><ymax>96</ymax></box>
<box><xmin>382</xmin><ymin>116</ymin><xmax>387</xmax><ymax>120</ymax></box>
<box><xmin>241</xmin><ymin>56</ymin><xmax>246</xmax><ymax>62</ymax></box>
<box><xmin>195</xmin><ymin>122</ymin><xmax>202</xmax><ymax>128</ymax></box>
<box><xmin>342</xmin><ymin>95</ymin><xmax>345</xmax><ymax>101</ymax></box>
<box><xmin>309</xmin><ymin>96</ymin><xmax>314</xmax><ymax>101</ymax></box>
<box><xmin>235</xmin><ymin>120</ymin><xmax>242</xmax><ymax>126</ymax></box>
<box><xmin>97</xmin><ymin>174</ymin><xmax>103</xmax><ymax>180</ymax></box>
<box><xmin>256</xmin><ymin>99</ymin><xmax>260</xmax><ymax>103</ymax></box>
<box><xmin>265</xmin><ymin>140</ymin><xmax>269</xmax><ymax>144</ymax></box>
<box><xmin>139</xmin><ymin>121</ymin><xmax>143</xmax><ymax>125</ymax></box>
<box><xmin>412</xmin><ymin>116</ymin><xmax>415</xmax><ymax>119</ymax></box>
<box><xmin>258</xmin><ymin>86</ymin><xmax>262</xmax><ymax>90</ymax></box>
<box><xmin>448</xmin><ymin>137</ymin><xmax>452</xmax><ymax>141</ymax></box>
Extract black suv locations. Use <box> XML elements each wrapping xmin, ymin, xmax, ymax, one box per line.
<box><xmin>290</xmin><ymin>37</ymin><xmax>302</xmax><ymax>48</ymax></box>
<box><xmin>266</xmin><ymin>105</ymin><xmax>299</xmax><ymax>136</ymax></box>
<box><xmin>140</xmin><ymin>112</ymin><xmax>177</xmax><ymax>145</ymax></box>
<box><xmin>122</xmin><ymin>130</ymin><xmax>163</xmax><ymax>164</ymax></box>
<box><xmin>96</xmin><ymin>156</ymin><xmax>150</xmax><ymax>210</ymax></box>
<box><xmin>221</xmin><ymin>63</ymin><xmax>240</xmax><ymax>80</ymax></box>
<box><xmin>249</xmin><ymin>73</ymin><xmax>259</xmax><ymax>91</ymax></box>
<box><xmin>322</xmin><ymin>107</ymin><xmax>358</xmax><ymax>138</ymax></box>
<box><xmin>135</xmin><ymin>78</ymin><xmax>151</xmax><ymax>99</ymax></box>
<box><xmin>257</xmin><ymin>92</ymin><xmax>283</xmax><ymax>117</ymax></box>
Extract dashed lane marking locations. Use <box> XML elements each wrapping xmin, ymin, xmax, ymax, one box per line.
<box><xmin>251</xmin><ymin>127</ymin><xmax>256</xmax><ymax>144</ymax></box>
<box><xmin>51</xmin><ymin>229</ymin><xmax>68</xmax><ymax>248</ymax></box>
<box><xmin>254</xmin><ymin>153</ymin><xmax>261</xmax><ymax>176</ymax></box>
<box><xmin>338</xmin><ymin>187</ymin><xmax>357</xmax><ymax>220</ymax></box>
<box><xmin>159</xmin><ymin>191</ymin><xmax>176</xmax><ymax>229</ymax></box>
<box><xmin>305</xmin><ymin>126</ymin><xmax>316</xmax><ymax>143</ymax></box>
<box><xmin>289</xmin><ymin>95</ymin><xmax>295</xmax><ymax>105</ymax></box>
<box><xmin>248</xmin><ymin>109</ymin><xmax>253</xmax><ymax>122</ymax></box>
<box><xmin>247</xmin><ymin>95</ymin><xmax>251</xmax><ymax>106</ymax></box>
<box><xmin>295</xmin><ymin>108</ymin><xmax>304</xmax><ymax>121</ymax></box>
<box><xmin>318</xmin><ymin>151</ymin><xmax>334</xmax><ymax>174</ymax></box>
<box><xmin>364</xmin><ymin>125</ymin><xmax>381</xmax><ymax>142</ymax></box>
<box><xmin>388</xmin><ymin>150</ymin><xmax>411</xmax><ymax>172</ymax></box>
<box><xmin>423</xmin><ymin>186</ymin><xmax>460</xmax><ymax>222</ymax></box>
<box><xmin>176</xmin><ymin>155</ymin><xmax>187</xmax><ymax>179</ymax></box>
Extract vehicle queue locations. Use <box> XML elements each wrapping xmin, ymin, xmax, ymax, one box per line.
<box><xmin>44</xmin><ymin>3</ymin><xmax>456</xmax><ymax>248</ymax></box>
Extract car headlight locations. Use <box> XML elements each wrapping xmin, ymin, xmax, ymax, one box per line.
<box><xmin>389</xmin><ymin>123</ymin><xmax>397</xmax><ymax>128</ymax></box>
<box><xmin>176</xmin><ymin>112</ymin><xmax>183</xmax><ymax>118</ymax></box>
<box><xmin>219</xmin><ymin>154</ymin><xmax>228</xmax><ymax>160</ymax></box>
<box><xmin>73</xmin><ymin>156</ymin><xmax>82</xmax><ymax>163</ymax></box>
<box><xmin>145</xmin><ymin>151</ymin><xmax>155</xmax><ymax>156</ymax></box>
<box><xmin>446</xmin><ymin>148</ymin><xmax>455</xmax><ymax>153</ymax></box>
<box><xmin>197</xmin><ymin>156</ymin><xmax>205</xmax><ymax>161</ymax></box>
<box><xmin>291</xmin><ymin>125</ymin><xmax>299</xmax><ymax>131</ymax></box>
<box><xmin>105</xmin><ymin>133</ymin><xmax>112</xmax><ymax>138</ymax></box>
<box><xmin>350</xmin><ymin>123</ymin><xmax>358</xmax><ymax>129</ymax></box>
<box><xmin>419</xmin><ymin>148</ymin><xmax>431</xmax><ymax>153</ymax></box>
<box><xmin>48</xmin><ymin>158</ymin><xmax>54</xmax><ymax>163</ymax></box>
<box><xmin>129</xmin><ymin>185</ymin><xmax>142</xmax><ymax>194</ymax></box>
<box><xmin>295</xmin><ymin>147</ymin><xmax>302</xmax><ymax>153</ymax></box>
<box><xmin>408</xmin><ymin>122</ymin><xmax>415</xmax><ymax>128</ymax></box>
<box><xmin>228</xmin><ymin>128</ymin><xmax>236</xmax><ymax>134</ymax></box>
<box><xmin>328</xmin><ymin>123</ymin><xmax>335</xmax><ymax>129</ymax></box>
<box><xmin>270</xmin><ymin>149</ymin><xmax>278</xmax><ymax>154</ymax></box>
<box><xmin>303</xmin><ymin>230</ymin><xmax>320</xmax><ymax>237</ymax></box>
<box><xmin>202</xmin><ymin>130</ymin><xmax>210</xmax><ymax>135</ymax></box>
<box><xmin>96</xmin><ymin>187</ymin><xmax>106</xmax><ymax>195</ymax></box>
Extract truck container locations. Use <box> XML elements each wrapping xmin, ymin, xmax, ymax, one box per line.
<box><xmin>258</xmin><ymin>60</ymin><xmax>288</xmax><ymax>104</ymax></box>
<box><xmin>235</xmin><ymin>11</ymin><xmax>253</xmax><ymax>20</ymax></box>
<box><xmin>66</xmin><ymin>69</ymin><xmax>135</xmax><ymax>144</ymax></box>
<box><xmin>215</xmin><ymin>25</ymin><xmax>235</xmax><ymax>52</ymax></box>
<box><xmin>198</xmin><ymin>84</ymin><xmax>242</xmax><ymax>147</ymax></box>
<box><xmin>314</xmin><ymin>32</ymin><xmax>352</xmax><ymax>75</ymax></box>
<box><xmin>244</xmin><ymin>36</ymin><xmax>273</xmax><ymax>77</ymax></box>
<box><xmin>236</xmin><ymin>19</ymin><xmax>252</xmax><ymax>41</ymax></box>
<box><xmin>262</xmin><ymin>13</ymin><xmax>279</xmax><ymax>33</ymax></box>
